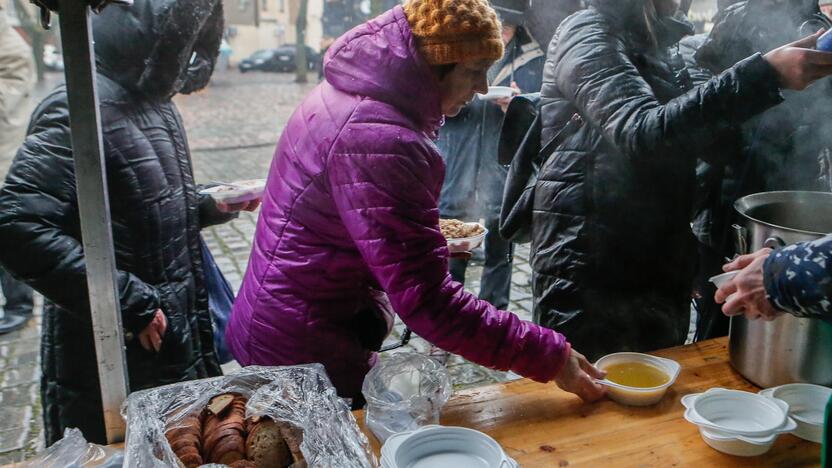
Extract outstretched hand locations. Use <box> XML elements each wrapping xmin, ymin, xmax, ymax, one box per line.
<box><xmin>764</xmin><ymin>30</ymin><xmax>832</xmax><ymax>90</ymax></box>
<box><xmin>554</xmin><ymin>348</ymin><xmax>607</xmax><ymax>402</ymax></box>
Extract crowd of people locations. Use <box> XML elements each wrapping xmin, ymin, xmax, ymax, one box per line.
<box><xmin>0</xmin><ymin>0</ymin><xmax>831</xmax><ymax>447</ymax></box>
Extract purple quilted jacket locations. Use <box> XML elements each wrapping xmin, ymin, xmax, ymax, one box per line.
<box><xmin>226</xmin><ymin>6</ymin><xmax>570</xmax><ymax>398</ymax></box>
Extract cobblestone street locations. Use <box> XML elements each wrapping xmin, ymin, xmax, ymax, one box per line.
<box><xmin>0</xmin><ymin>70</ymin><xmax>537</xmax><ymax>461</ymax></box>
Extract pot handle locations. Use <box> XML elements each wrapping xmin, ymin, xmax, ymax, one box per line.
<box><xmin>764</xmin><ymin>236</ymin><xmax>787</xmax><ymax>250</ymax></box>
<box><xmin>732</xmin><ymin>224</ymin><xmax>749</xmax><ymax>256</ymax></box>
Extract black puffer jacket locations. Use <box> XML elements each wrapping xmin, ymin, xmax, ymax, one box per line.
<box><xmin>0</xmin><ymin>0</ymin><xmax>228</xmax><ymax>445</ymax></box>
<box><xmin>531</xmin><ymin>0</ymin><xmax>784</xmax><ymax>359</ymax></box>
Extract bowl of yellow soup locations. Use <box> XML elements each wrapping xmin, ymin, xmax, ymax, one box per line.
<box><xmin>595</xmin><ymin>352</ymin><xmax>681</xmax><ymax>406</ymax></box>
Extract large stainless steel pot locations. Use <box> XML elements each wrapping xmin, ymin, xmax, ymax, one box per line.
<box><xmin>730</xmin><ymin>191</ymin><xmax>832</xmax><ymax>388</ymax></box>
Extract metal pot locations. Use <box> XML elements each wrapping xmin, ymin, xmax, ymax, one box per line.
<box><xmin>730</xmin><ymin>191</ymin><xmax>832</xmax><ymax>388</ymax></box>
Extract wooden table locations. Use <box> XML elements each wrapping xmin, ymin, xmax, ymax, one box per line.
<box><xmin>356</xmin><ymin>337</ymin><xmax>821</xmax><ymax>467</ymax></box>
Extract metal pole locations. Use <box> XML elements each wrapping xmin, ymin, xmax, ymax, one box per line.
<box><xmin>57</xmin><ymin>0</ymin><xmax>129</xmax><ymax>443</ymax></box>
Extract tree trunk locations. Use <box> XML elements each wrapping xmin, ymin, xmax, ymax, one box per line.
<box><xmin>295</xmin><ymin>0</ymin><xmax>308</xmax><ymax>84</ymax></box>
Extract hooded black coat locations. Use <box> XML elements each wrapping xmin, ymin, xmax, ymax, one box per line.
<box><xmin>531</xmin><ymin>0</ymin><xmax>784</xmax><ymax>359</ymax></box>
<box><xmin>0</xmin><ymin>0</ymin><xmax>228</xmax><ymax>445</ymax></box>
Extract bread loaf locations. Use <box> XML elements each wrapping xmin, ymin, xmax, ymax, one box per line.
<box><xmin>245</xmin><ymin>417</ymin><xmax>293</xmax><ymax>468</ymax></box>
<box><xmin>202</xmin><ymin>393</ymin><xmax>248</xmax><ymax>464</ymax></box>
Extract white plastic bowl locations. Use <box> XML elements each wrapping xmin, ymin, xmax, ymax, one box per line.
<box><xmin>445</xmin><ymin>224</ymin><xmax>488</xmax><ymax>254</ymax></box>
<box><xmin>199</xmin><ymin>179</ymin><xmax>266</xmax><ymax>204</ymax></box>
<box><xmin>697</xmin><ymin>427</ymin><xmax>776</xmax><ymax>457</ymax></box>
<box><xmin>683</xmin><ymin>388</ymin><xmax>789</xmax><ymax>436</ymax></box>
<box><xmin>594</xmin><ymin>352</ymin><xmax>680</xmax><ymax>406</ymax></box>
<box><xmin>682</xmin><ymin>389</ymin><xmax>797</xmax><ymax>457</ymax></box>
<box><xmin>477</xmin><ymin>86</ymin><xmax>518</xmax><ymax>101</ymax></box>
<box><xmin>759</xmin><ymin>383</ymin><xmax>832</xmax><ymax>443</ymax></box>
<box><xmin>709</xmin><ymin>271</ymin><xmax>739</xmax><ymax>288</ymax></box>
<box><xmin>381</xmin><ymin>426</ymin><xmax>516</xmax><ymax>468</ymax></box>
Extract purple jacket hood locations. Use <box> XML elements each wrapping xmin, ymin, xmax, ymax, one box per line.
<box><xmin>324</xmin><ymin>6</ymin><xmax>443</xmax><ymax>134</ymax></box>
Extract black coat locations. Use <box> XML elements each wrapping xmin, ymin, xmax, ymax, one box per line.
<box><xmin>0</xmin><ymin>0</ymin><xmax>229</xmax><ymax>445</ymax></box>
<box><xmin>530</xmin><ymin>0</ymin><xmax>784</xmax><ymax>359</ymax></box>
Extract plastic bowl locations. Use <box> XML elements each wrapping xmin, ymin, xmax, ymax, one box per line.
<box><xmin>759</xmin><ymin>383</ymin><xmax>832</xmax><ymax>443</ymax></box>
<box><xmin>682</xmin><ymin>389</ymin><xmax>798</xmax><ymax>456</ymax></box>
<box><xmin>698</xmin><ymin>427</ymin><xmax>776</xmax><ymax>457</ymax></box>
<box><xmin>708</xmin><ymin>271</ymin><xmax>739</xmax><ymax>288</ymax></box>
<box><xmin>682</xmin><ymin>389</ymin><xmax>792</xmax><ymax>436</ymax></box>
<box><xmin>594</xmin><ymin>353</ymin><xmax>680</xmax><ymax>406</ymax></box>
<box><xmin>445</xmin><ymin>224</ymin><xmax>488</xmax><ymax>254</ymax></box>
<box><xmin>382</xmin><ymin>426</ymin><xmax>516</xmax><ymax>468</ymax></box>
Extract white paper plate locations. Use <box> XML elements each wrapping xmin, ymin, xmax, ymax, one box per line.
<box><xmin>445</xmin><ymin>224</ymin><xmax>488</xmax><ymax>254</ymax></box>
<box><xmin>477</xmin><ymin>86</ymin><xmax>518</xmax><ymax>101</ymax></box>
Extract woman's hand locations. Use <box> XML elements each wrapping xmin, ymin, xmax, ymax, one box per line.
<box><xmin>764</xmin><ymin>30</ymin><xmax>832</xmax><ymax>90</ymax></box>
<box><xmin>138</xmin><ymin>309</ymin><xmax>167</xmax><ymax>352</ymax></box>
<box><xmin>715</xmin><ymin>248</ymin><xmax>783</xmax><ymax>321</ymax></box>
<box><xmin>217</xmin><ymin>199</ymin><xmax>261</xmax><ymax>213</ymax></box>
<box><xmin>554</xmin><ymin>348</ymin><xmax>607</xmax><ymax>402</ymax></box>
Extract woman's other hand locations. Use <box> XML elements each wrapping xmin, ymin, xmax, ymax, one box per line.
<box><xmin>715</xmin><ymin>248</ymin><xmax>783</xmax><ymax>321</ymax></box>
<box><xmin>764</xmin><ymin>30</ymin><xmax>832</xmax><ymax>90</ymax></box>
<box><xmin>554</xmin><ymin>348</ymin><xmax>607</xmax><ymax>402</ymax></box>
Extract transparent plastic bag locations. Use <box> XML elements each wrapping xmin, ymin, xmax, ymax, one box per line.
<box><xmin>362</xmin><ymin>353</ymin><xmax>452</xmax><ymax>443</ymax></box>
<box><xmin>122</xmin><ymin>364</ymin><xmax>375</xmax><ymax>468</ymax></box>
<box><xmin>17</xmin><ymin>428</ymin><xmax>124</xmax><ymax>467</ymax></box>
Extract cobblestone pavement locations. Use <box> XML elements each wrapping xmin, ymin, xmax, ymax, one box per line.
<box><xmin>0</xmin><ymin>70</ymin><xmax>692</xmax><ymax>461</ymax></box>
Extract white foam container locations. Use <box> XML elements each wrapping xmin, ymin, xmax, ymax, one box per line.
<box><xmin>445</xmin><ymin>224</ymin><xmax>488</xmax><ymax>254</ymax></box>
<box><xmin>759</xmin><ymin>383</ymin><xmax>832</xmax><ymax>443</ymax></box>
<box><xmin>477</xmin><ymin>86</ymin><xmax>518</xmax><ymax>101</ymax></box>
<box><xmin>682</xmin><ymin>388</ymin><xmax>797</xmax><ymax>457</ymax></box>
<box><xmin>199</xmin><ymin>179</ymin><xmax>266</xmax><ymax>204</ymax></box>
<box><xmin>381</xmin><ymin>425</ymin><xmax>517</xmax><ymax>468</ymax></box>
<box><xmin>594</xmin><ymin>352</ymin><xmax>681</xmax><ymax>406</ymax></box>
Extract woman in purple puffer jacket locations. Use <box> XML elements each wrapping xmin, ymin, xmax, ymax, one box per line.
<box><xmin>226</xmin><ymin>0</ymin><xmax>606</xmax><ymax>405</ymax></box>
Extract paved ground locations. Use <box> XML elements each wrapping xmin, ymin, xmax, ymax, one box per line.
<box><xmin>0</xmin><ymin>70</ymin><xmax>694</xmax><ymax>462</ymax></box>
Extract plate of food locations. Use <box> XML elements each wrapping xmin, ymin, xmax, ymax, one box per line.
<box><xmin>199</xmin><ymin>179</ymin><xmax>266</xmax><ymax>204</ymax></box>
<box><xmin>440</xmin><ymin>219</ymin><xmax>488</xmax><ymax>253</ymax></box>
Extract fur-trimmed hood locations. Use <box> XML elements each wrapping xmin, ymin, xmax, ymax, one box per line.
<box><xmin>92</xmin><ymin>0</ymin><xmax>224</xmax><ymax>99</ymax></box>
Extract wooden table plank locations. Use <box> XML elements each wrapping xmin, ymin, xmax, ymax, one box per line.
<box><xmin>356</xmin><ymin>337</ymin><xmax>821</xmax><ymax>467</ymax></box>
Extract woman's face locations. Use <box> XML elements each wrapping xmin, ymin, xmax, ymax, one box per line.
<box><xmin>436</xmin><ymin>58</ymin><xmax>493</xmax><ymax>117</ymax></box>
<box><xmin>653</xmin><ymin>0</ymin><xmax>681</xmax><ymax>16</ymax></box>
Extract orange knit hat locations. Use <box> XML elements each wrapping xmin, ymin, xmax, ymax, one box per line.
<box><xmin>404</xmin><ymin>0</ymin><xmax>504</xmax><ymax>66</ymax></box>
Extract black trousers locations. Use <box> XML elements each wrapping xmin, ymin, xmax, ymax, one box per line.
<box><xmin>0</xmin><ymin>267</ymin><xmax>33</xmax><ymax>316</ymax></box>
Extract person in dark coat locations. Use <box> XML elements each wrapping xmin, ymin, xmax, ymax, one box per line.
<box><xmin>688</xmin><ymin>0</ymin><xmax>832</xmax><ymax>340</ymax></box>
<box><xmin>437</xmin><ymin>12</ymin><xmax>544</xmax><ymax>309</ymax></box>
<box><xmin>531</xmin><ymin>0</ymin><xmax>832</xmax><ymax>360</ymax></box>
<box><xmin>0</xmin><ymin>0</ymin><xmax>245</xmax><ymax>445</ymax></box>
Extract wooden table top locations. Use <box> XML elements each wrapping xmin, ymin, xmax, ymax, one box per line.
<box><xmin>355</xmin><ymin>337</ymin><xmax>821</xmax><ymax>467</ymax></box>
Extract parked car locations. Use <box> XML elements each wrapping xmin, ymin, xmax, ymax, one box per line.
<box><xmin>238</xmin><ymin>45</ymin><xmax>319</xmax><ymax>73</ymax></box>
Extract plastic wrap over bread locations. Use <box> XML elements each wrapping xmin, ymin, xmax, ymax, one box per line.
<box><xmin>122</xmin><ymin>365</ymin><xmax>376</xmax><ymax>468</ymax></box>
